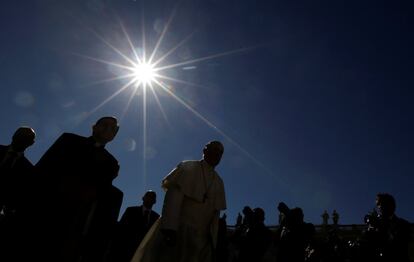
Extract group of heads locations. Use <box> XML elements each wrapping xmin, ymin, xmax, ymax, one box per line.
<box><xmin>11</xmin><ymin>116</ymin><xmax>224</xmax><ymax>165</ymax></box>
<box><xmin>243</xmin><ymin>206</ymin><xmax>266</xmax><ymax>224</ymax></box>
<box><xmin>9</xmin><ymin>116</ymin><xmax>120</xmax><ymax>153</ymax></box>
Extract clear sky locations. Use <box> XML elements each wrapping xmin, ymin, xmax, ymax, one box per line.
<box><xmin>0</xmin><ymin>0</ymin><xmax>413</xmax><ymax>225</ymax></box>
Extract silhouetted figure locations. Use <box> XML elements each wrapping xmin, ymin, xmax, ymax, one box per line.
<box><xmin>131</xmin><ymin>141</ymin><xmax>226</xmax><ymax>262</ymax></box>
<box><xmin>233</xmin><ymin>206</ymin><xmax>253</xmax><ymax>244</ymax></box>
<box><xmin>276</xmin><ymin>203</ymin><xmax>315</xmax><ymax>262</ymax></box>
<box><xmin>0</xmin><ymin>127</ymin><xmax>35</xmax><ymax>215</ymax></box>
<box><xmin>321</xmin><ymin>210</ymin><xmax>329</xmax><ymax>226</ymax></box>
<box><xmin>236</xmin><ymin>212</ymin><xmax>243</xmax><ymax>227</ymax></box>
<box><xmin>0</xmin><ymin>127</ymin><xmax>35</xmax><ymax>261</ymax></box>
<box><xmin>237</xmin><ymin>207</ymin><xmax>271</xmax><ymax>262</ymax></box>
<box><xmin>332</xmin><ymin>210</ymin><xmax>339</xmax><ymax>226</ymax></box>
<box><xmin>357</xmin><ymin>193</ymin><xmax>411</xmax><ymax>262</ymax></box>
<box><xmin>110</xmin><ymin>191</ymin><xmax>159</xmax><ymax>262</ymax></box>
<box><xmin>35</xmin><ymin>116</ymin><xmax>121</xmax><ymax>262</ymax></box>
<box><xmin>242</xmin><ymin>206</ymin><xmax>254</xmax><ymax>227</ymax></box>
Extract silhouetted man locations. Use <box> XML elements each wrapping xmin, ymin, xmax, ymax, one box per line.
<box><xmin>276</xmin><ymin>203</ymin><xmax>315</xmax><ymax>262</ymax></box>
<box><xmin>361</xmin><ymin>193</ymin><xmax>411</xmax><ymax>262</ymax></box>
<box><xmin>35</xmin><ymin>116</ymin><xmax>122</xmax><ymax>262</ymax></box>
<box><xmin>132</xmin><ymin>141</ymin><xmax>226</xmax><ymax>262</ymax></box>
<box><xmin>0</xmin><ymin>127</ymin><xmax>36</xmax><ymax>217</ymax></box>
<box><xmin>0</xmin><ymin>127</ymin><xmax>35</xmax><ymax>260</ymax></box>
<box><xmin>321</xmin><ymin>210</ymin><xmax>329</xmax><ymax>226</ymax></box>
<box><xmin>112</xmin><ymin>191</ymin><xmax>160</xmax><ymax>262</ymax></box>
<box><xmin>332</xmin><ymin>210</ymin><xmax>339</xmax><ymax>226</ymax></box>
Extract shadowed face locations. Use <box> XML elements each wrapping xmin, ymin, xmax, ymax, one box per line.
<box><xmin>142</xmin><ymin>191</ymin><xmax>157</xmax><ymax>209</ymax></box>
<box><xmin>92</xmin><ymin>117</ymin><xmax>119</xmax><ymax>145</ymax></box>
<box><xmin>203</xmin><ymin>141</ymin><xmax>224</xmax><ymax>167</ymax></box>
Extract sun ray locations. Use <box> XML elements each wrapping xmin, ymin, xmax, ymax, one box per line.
<box><xmin>72</xmin><ymin>53</ymin><xmax>135</xmax><ymax>71</ymax></box>
<box><xmin>141</xmin><ymin>8</ymin><xmax>146</xmax><ymax>62</ymax></box>
<box><xmin>87</xmin><ymin>78</ymin><xmax>136</xmax><ymax>116</ymax></box>
<box><xmin>148</xmin><ymin>3</ymin><xmax>179</xmax><ymax>64</ymax></box>
<box><xmin>148</xmin><ymin>82</ymin><xmax>171</xmax><ymax>127</ymax></box>
<box><xmin>88</xmin><ymin>27</ymin><xmax>138</xmax><ymax>67</ymax></box>
<box><xmin>119</xmin><ymin>19</ymin><xmax>142</xmax><ymax>64</ymax></box>
<box><xmin>142</xmin><ymin>80</ymin><xmax>148</xmax><ymax>190</ymax></box>
<box><xmin>153</xmin><ymin>79</ymin><xmax>279</xmax><ymax>180</ymax></box>
<box><xmin>155</xmin><ymin>46</ymin><xmax>257</xmax><ymax>71</ymax></box>
<box><xmin>152</xmin><ymin>30</ymin><xmax>197</xmax><ymax>67</ymax></box>
<box><xmin>79</xmin><ymin>73</ymin><xmax>136</xmax><ymax>88</ymax></box>
<box><xmin>120</xmin><ymin>82</ymin><xmax>140</xmax><ymax>121</ymax></box>
<box><xmin>154</xmin><ymin>74</ymin><xmax>206</xmax><ymax>88</ymax></box>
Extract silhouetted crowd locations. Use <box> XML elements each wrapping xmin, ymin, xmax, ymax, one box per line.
<box><xmin>220</xmin><ymin>197</ymin><xmax>412</xmax><ymax>262</ymax></box>
<box><xmin>0</xmin><ymin>119</ymin><xmax>412</xmax><ymax>262</ymax></box>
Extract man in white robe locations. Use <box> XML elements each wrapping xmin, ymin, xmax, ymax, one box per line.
<box><xmin>132</xmin><ymin>141</ymin><xmax>226</xmax><ymax>262</ymax></box>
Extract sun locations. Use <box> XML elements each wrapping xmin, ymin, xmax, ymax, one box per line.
<box><xmin>132</xmin><ymin>62</ymin><xmax>156</xmax><ymax>86</ymax></box>
<box><xmin>77</xmin><ymin>11</ymin><xmax>268</xmax><ymax>190</ymax></box>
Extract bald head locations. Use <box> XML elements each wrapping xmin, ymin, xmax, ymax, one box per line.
<box><xmin>203</xmin><ymin>140</ymin><xmax>224</xmax><ymax>167</ymax></box>
<box><xmin>11</xmin><ymin>127</ymin><xmax>36</xmax><ymax>152</ymax></box>
<box><xmin>92</xmin><ymin>116</ymin><xmax>119</xmax><ymax>145</ymax></box>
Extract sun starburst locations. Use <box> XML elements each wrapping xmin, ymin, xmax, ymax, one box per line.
<box><xmin>75</xmin><ymin>9</ymin><xmax>276</xmax><ymax>189</ymax></box>
<box><xmin>131</xmin><ymin>61</ymin><xmax>156</xmax><ymax>86</ymax></box>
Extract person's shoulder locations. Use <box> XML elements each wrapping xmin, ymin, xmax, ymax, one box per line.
<box><xmin>178</xmin><ymin>160</ymin><xmax>199</xmax><ymax>169</ymax></box>
<box><xmin>126</xmin><ymin>206</ymin><xmax>140</xmax><ymax>211</ymax></box>
<box><xmin>58</xmin><ymin>133</ymin><xmax>86</xmax><ymax>143</ymax></box>
<box><xmin>123</xmin><ymin>206</ymin><xmax>140</xmax><ymax>216</ymax></box>
<box><xmin>396</xmin><ymin>216</ymin><xmax>411</xmax><ymax>227</ymax></box>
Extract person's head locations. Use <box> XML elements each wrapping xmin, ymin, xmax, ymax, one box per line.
<box><xmin>92</xmin><ymin>116</ymin><xmax>119</xmax><ymax>145</ymax></box>
<box><xmin>290</xmin><ymin>207</ymin><xmax>304</xmax><ymax>225</ymax></box>
<box><xmin>242</xmin><ymin>206</ymin><xmax>253</xmax><ymax>216</ymax></box>
<box><xmin>253</xmin><ymin>207</ymin><xmax>265</xmax><ymax>224</ymax></box>
<box><xmin>142</xmin><ymin>190</ymin><xmax>157</xmax><ymax>209</ymax></box>
<box><xmin>11</xmin><ymin>127</ymin><xmax>36</xmax><ymax>152</ymax></box>
<box><xmin>202</xmin><ymin>140</ymin><xmax>224</xmax><ymax>167</ymax></box>
<box><xmin>376</xmin><ymin>193</ymin><xmax>396</xmax><ymax>218</ymax></box>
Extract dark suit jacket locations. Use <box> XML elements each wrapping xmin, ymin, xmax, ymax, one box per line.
<box><xmin>36</xmin><ymin>133</ymin><xmax>119</xmax><ymax>201</ymax></box>
<box><xmin>0</xmin><ymin>145</ymin><xmax>34</xmax><ymax>213</ymax></box>
<box><xmin>34</xmin><ymin>133</ymin><xmax>121</xmax><ymax>261</ymax></box>
<box><xmin>113</xmin><ymin>206</ymin><xmax>160</xmax><ymax>261</ymax></box>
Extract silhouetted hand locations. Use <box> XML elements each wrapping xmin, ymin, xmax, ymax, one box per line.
<box><xmin>161</xmin><ymin>229</ymin><xmax>177</xmax><ymax>247</ymax></box>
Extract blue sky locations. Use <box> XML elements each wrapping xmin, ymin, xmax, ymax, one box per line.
<box><xmin>0</xmin><ymin>0</ymin><xmax>413</xmax><ymax>225</ymax></box>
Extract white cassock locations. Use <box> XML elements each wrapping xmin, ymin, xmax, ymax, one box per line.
<box><xmin>131</xmin><ymin>160</ymin><xmax>226</xmax><ymax>262</ymax></box>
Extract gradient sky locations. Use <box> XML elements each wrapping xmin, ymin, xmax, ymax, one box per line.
<box><xmin>0</xmin><ymin>0</ymin><xmax>413</xmax><ymax>225</ymax></box>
